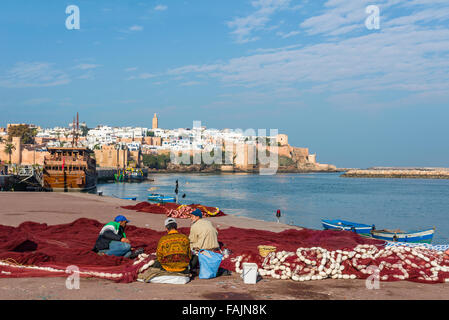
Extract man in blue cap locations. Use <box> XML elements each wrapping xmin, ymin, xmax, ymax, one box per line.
<box><xmin>188</xmin><ymin>208</ymin><xmax>220</xmax><ymax>273</ymax></box>
<box><xmin>92</xmin><ymin>215</ymin><xmax>143</xmax><ymax>258</ymax></box>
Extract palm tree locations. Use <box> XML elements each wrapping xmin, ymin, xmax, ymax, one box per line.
<box><xmin>4</xmin><ymin>143</ymin><xmax>16</xmax><ymax>164</ymax></box>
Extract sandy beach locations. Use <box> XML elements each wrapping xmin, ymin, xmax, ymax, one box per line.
<box><xmin>0</xmin><ymin>192</ymin><xmax>448</xmax><ymax>300</ymax></box>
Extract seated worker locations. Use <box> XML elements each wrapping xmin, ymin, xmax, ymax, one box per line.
<box><xmin>92</xmin><ymin>215</ymin><xmax>143</xmax><ymax>259</ymax></box>
<box><xmin>153</xmin><ymin>218</ymin><xmax>191</xmax><ymax>274</ymax></box>
<box><xmin>188</xmin><ymin>209</ymin><xmax>220</xmax><ymax>273</ymax></box>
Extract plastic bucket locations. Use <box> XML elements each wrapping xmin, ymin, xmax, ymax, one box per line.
<box><xmin>242</xmin><ymin>262</ymin><xmax>258</xmax><ymax>284</ymax></box>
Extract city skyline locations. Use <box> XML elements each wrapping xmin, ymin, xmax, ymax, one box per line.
<box><xmin>1</xmin><ymin>0</ymin><xmax>449</xmax><ymax>168</ymax></box>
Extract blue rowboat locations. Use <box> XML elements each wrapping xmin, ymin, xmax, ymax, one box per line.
<box><xmin>322</xmin><ymin>219</ymin><xmax>374</xmax><ymax>235</ymax></box>
<box><xmin>370</xmin><ymin>227</ymin><xmax>435</xmax><ymax>244</ymax></box>
<box><xmin>121</xmin><ymin>197</ymin><xmax>137</xmax><ymax>201</ymax></box>
<box><xmin>147</xmin><ymin>193</ymin><xmax>176</xmax><ymax>203</ymax></box>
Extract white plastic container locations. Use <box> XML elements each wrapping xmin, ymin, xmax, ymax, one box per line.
<box><xmin>242</xmin><ymin>262</ymin><xmax>258</xmax><ymax>284</ymax></box>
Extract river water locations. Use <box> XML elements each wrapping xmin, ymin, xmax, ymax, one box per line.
<box><xmin>97</xmin><ymin>172</ymin><xmax>449</xmax><ymax>244</ymax></box>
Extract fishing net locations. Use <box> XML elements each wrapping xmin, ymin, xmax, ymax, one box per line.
<box><xmin>0</xmin><ymin>218</ymin><xmax>163</xmax><ymax>283</ymax></box>
<box><xmin>121</xmin><ymin>202</ymin><xmax>226</xmax><ymax>218</ymax></box>
<box><xmin>1</xmin><ymin>219</ymin><xmax>448</xmax><ymax>284</ymax></box>
<box><xmin>230</xmin><ymin>238</ymin><xmax>449</xmax><ymax>284</ymax></box>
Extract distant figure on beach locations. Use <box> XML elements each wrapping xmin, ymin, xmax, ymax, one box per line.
<box><xmin>175</xmin><ymin>179</ymin><xmax>179</xmax><ymax>203</ymax></box>
<box><xmin>153</xmin><ymin>217</ymin><xmax>191</xmax><ymax>274</ymax></box>
<box><xmin>92</xmin><ymin>215</ymin><xmax>143</xmax><ymax>259</ymax></box>
<box><xmin>276</xmin><ymin>209</ymin><xmax>281</xmax><ymax>223</ymax></box>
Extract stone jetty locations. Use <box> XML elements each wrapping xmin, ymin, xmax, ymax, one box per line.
<box><xmin>341</xmin><ymin>168</ymin><xmax>449</xmax><ymax>179</ymax></box>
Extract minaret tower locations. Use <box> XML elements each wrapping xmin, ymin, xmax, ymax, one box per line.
<box><xmin>152</xmin><ymin>113</ymin><xmax>158</xmax><ymax>129</ymax></box>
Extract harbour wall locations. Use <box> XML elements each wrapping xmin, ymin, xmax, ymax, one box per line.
<box><xmin>341</xmin><ymin>169</ymin><xmax>449</xmax><ymax>179</ymax></box>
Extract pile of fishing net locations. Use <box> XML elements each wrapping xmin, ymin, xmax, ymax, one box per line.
<box><xmin>2</xmin><ymin>219</ymin><xmax>449</xmax><ymax>284</ymax></box>
<box><xmin>231</xmin><ymin>243</ymin><xmax>449</xmax><ymax>284</ymax></box>
<box><xmin>0</xmin><ymin>218</ymin><xmax>167</xmax><ymax>283</ymax></box>
<box><xmin>121</xmin><ymin>202</ymin><xmax>226</xmax><ymax>218</ymax></box>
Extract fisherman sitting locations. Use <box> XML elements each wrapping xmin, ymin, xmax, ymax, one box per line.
<box><xmin>153</xmin><ymin>218</ymin><xmax>191</xmax><ymax>274</ymax></box>
<box><xmin>188</xmin><ymin>208</ymin><xmax>221</xmax><ymax>274</ymax></box>
<box><xmin>92</xmin><ymin>215</ymin><xmax>143</xmax><ymax>259</ymax></box>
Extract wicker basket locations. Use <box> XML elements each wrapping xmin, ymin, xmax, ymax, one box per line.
<box><xmin>258</xmin><ymin>245</ymin><xmax>277</xmax><ymax>257</ymax></box>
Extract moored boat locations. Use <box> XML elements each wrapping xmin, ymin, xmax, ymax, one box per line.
<box><xmin>147</xmin><ymin>193</ymin><xmax>176</xmax><ymax>203</ymax></box>
<box><xmin>370</xmin><ymin>227</ymin><xmax>435</xmax><ymax>243</ymax></box>
<box><xmin>42</xmin><ymin>113</ymin><xmax>97</xmax><ymax>192</ymax></box>
<box><xmin>43</xmin><ymin>147</ymin><xmax>97</xmax><ymax>192</ymax></box>
<box><xmin>127</xmin><ymin>169</ymin><xmax>145</xmax><ymax>182</ymax></box>
<box><xmin>114</xmin><ymin>168</ymin><xmax>145</xmax><ymax>182</ymax></box>
<box><xmin>321</xmin><ymin>219</ymin><xmax>374</xmax><ymax>235</ymax></box>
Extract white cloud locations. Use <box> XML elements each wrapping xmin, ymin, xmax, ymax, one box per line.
<box><xmin>0</xmin><ymin>62</ymin><xmax>70</xmax><ymax>88</ymax></box>
<box><xmin>77</xmin><ymin>71</ymin><xmax>95</xmax><ymax>80</ymax></box>
<box><xmin>129</xmin><ymin>25</ymin><xmax>143</xmax><ymax>32</ymax></box>
<box><xmin>299</xmin><ymin>0</ymin><xmax>370</xmax><ymax>36</ymax></box>
<box><xmin>227</xmin><ymin>0</ymin><xmax>293</xmax><ymax>43</ymax></box>
<box><xmin>154</xmin><ymin>5</ymin><xmax>168</xmax><ymax>11</ymax></box>
<box><xmin>163</xmin><ymin>3</ymin><xmax>449</xmax><ymax>108</ymax></box>
<box><xmin>276</xmin><ymin>30</ymin><xmax>300</xmax><ymax>38</ymax></box>
<box><xmin>124</xmin><ymin>67</ymin><xmax>138</xmax><ymax>72</ymax></box>
<box><xmin>180</xmin><ymin>81</ymin><xmax>201</xmax><ymax>86</ymax></box>
<box><xmin>125</xmin><ymin>73</ymin><xmax>156</xmax><ymax>80</ymax></box>
<box><xmin>74</xmin><ymin>63</ymin><xmax>102</xmax><ymax>70</ymax></box>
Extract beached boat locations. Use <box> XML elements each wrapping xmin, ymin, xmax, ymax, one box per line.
<box><xmin>121</xmin><ymin>197</ymin><xmax>137</xmax><ymax>201</ymax></box>
<box><xmin>321</xmin><ymin>219</ymin><xmax>374</xmax><ymax>235</ymax></box>
<box><xmin>147</xmin><ymin>193</ymin><xmax>176</xmax><ymax>203</ymax></box>
<box><xmin>370</xmin><ymin>227</ymin><xmax>435</xmax><ymax>243</ymax></box>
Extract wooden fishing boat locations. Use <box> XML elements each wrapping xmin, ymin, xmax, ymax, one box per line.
<box><xmin>42</xmin><ymin>113</ymin><xmax>97</xmax><ymax>192</ymax></box>
<box><xmin>370</xmin><ymin>227</ymin><xmax>435</xmax><ymax>243</ymax></box>
<box><xmin>321</xmin><ymin>219</ymin><xmax>374</xmax><ymax>235</ymax></box>
<box><xmin>43</xmin><ymin>147</ymin><xmax>97</xmax><ymax>192</ymax></box>
<box><xmin>147</xmin><ymin>193</ymin><xmax>176</xmax><ymax>203</ymax></box>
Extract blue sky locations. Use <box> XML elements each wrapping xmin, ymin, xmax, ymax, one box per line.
<box><xmin>1</xmin><ymin>0</ymin><xmax>449</xmax><ymax>168</ymax></box>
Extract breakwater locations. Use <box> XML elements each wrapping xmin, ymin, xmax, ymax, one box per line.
<box><xmin>341</xmin><ymin>169</ymin><xmax>449</xmax><ymax>179</ymax></box>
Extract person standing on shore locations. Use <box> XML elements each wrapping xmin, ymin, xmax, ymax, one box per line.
<box><xmin>276</xmin><ymin>209</ymin><xmax>281</xmax><ymax>223</ymax></box>
<box><xmin>175</xmin><ymin>179</ymin><xmax>179</xmax><ymax>203</ymax></box>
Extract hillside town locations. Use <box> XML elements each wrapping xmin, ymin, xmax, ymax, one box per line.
<box><xmin>0</xmin><ymin>113</ymin><xmax>336</xmax><ymax>172</ymax></box>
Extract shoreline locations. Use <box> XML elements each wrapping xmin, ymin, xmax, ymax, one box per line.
<box><xmin>145</xmin><ymin>168</ymin><xmax>344</xmax><ymax>175</ymax></box>
<box><xmin>0</xmin><ymin>192</ymin><xmax>448</xmax><ymax>300</ymax></box>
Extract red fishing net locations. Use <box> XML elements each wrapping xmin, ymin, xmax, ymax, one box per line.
<box><xmin>230</xmin><ymin>234</ymin><xmax>449</xmax><ymax>284</ymax></box>
<box><xmin>121</xmin><ymin>202</ymin><xmax>226</xmax><ymax>218</ymax></box>
<box><xmin>1</xmin><ymin>218</ymin><xmax>448</xmax><ymax>284</ymax></box>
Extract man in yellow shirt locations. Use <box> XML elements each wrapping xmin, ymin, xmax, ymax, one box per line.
<box><xmin>154</xmin><ymin>217</ymin><xmax>191</xmax><ymax>273</ymax></box>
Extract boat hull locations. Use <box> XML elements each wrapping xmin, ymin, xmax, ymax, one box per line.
<box><xmin>43</xmin><ymin>172</ymin><xmax>97</xmax><ymax>192</ymax></box>
<box><xmin>147</xmin><ymin>194</ymin><xmax>176</xmax><ymax>203</ymax></box>
<box><xmin>370</xmin><ymin>228</ymin><xmax>435</xmax><ymax>244</ymax></box>
<box><xmin>322</xmin><ymin>219</ymin><xmax>374</xmax><ymax>235</ymax></box>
